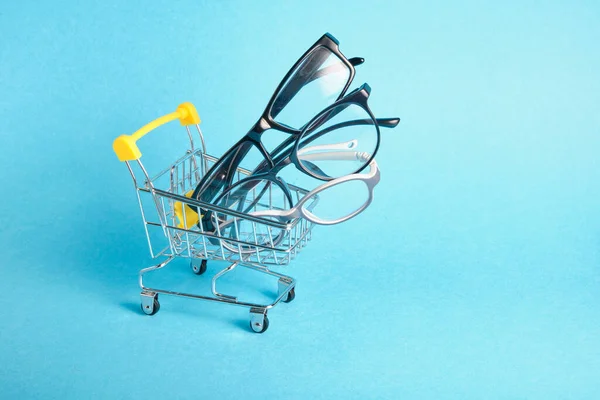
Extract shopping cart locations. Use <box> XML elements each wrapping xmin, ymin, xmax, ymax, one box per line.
<box><xmin>113</xmin><ymin>103</ymin><xmax>316</xmax><ymax>333</ymax></box>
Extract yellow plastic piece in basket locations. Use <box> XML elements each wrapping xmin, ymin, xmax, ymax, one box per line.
<box><xmin>174</xmin><ymin>190</ymin><xmax>201</xmax><ymax>229</ymax></box>
<box><xmin>113</xmin><ymin>102</ymin><xmax>201</xmax><ymax>162</ymax></box>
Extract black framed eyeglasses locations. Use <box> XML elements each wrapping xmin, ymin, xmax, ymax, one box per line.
<box><xmin>190</xmin><ymin>33</ymin><xmax>361</xmax><ymax>205</ymax></box>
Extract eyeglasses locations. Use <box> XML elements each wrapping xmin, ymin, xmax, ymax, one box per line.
<box><xmin>190</xmin><ymin>33</ymin><xmax>360</xmax><ymax>206</ymax></box>
<box><xmin>204</xmin><ymin>84</ymin><xmax>397</xmax><ymax>226</ymax></box>
<box><xmin>221</xmin><ymin>152</ymin><xmax>379</xmax><ymax>226</ymax></box>
<box><xmin>213</xmin><ymin>151</ymin><xmax>380</xmax><ymax>253</ymax></box>
<box><xmin>188</xmin><ymin>33</ymin><xmax>399</xmax><ymax>243</ymax></box>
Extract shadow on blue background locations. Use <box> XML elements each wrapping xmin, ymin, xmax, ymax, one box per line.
<box><xmin>1</xmin><ymin>1</ymin><xmax>599</xmax><ymax>398</ymax></box>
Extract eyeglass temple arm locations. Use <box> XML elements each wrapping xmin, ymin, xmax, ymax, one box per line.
<box><xmin>266</xmin><ymin>101</ymin><xmax>380</xmax><ymax>164</ymax></box>
<box><xmin>321</xmin><ymin>116</ymin><xmax>400</xmax><ymax>129</ymax></box>
<box><xmin>298</xmin><ymin>147</ymin><xmax>373</xmax><ymax>178</ymax></box>
<box><xmin>301</xmin><ymin>117</ymin><xmax>399</xmax><ymax>146</ymax></box>
<box><xmin>297</xmin><ymin>140</ymin><xmax>358</xmax><ymax>155</ymax></box>
<box><xmin>296</xmin><ymin>141</ymin><xmax>362</xmax><ymax>178</ymax></box>
<box><xmin>306</xmin><ymin>113</ymin><xmax>400</xmax><ymax>135</ymax></box>
<box><xmin>262</xmin><ymin>116</ymin><xmax>398</xmax><ymax>173</ymax></box>
<box><xmin>297</xmin><ymin>150</ymin><xmax>370</xmax><ymax>163</ymax></box>
<box><xmin>300</xmin><ymin>98</ymin><xmax>399</xmax><ymax>141</ymax></box>
<box><xmin>377</xmin><ymin>117</ymin><xmax>401</xmax><ymax>128</ymax></box>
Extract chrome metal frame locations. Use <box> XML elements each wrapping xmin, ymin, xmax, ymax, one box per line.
<box><xmin>124</xmin><ymin>124</ymin><xmax>315</xmax><ymax>332</ymax></box>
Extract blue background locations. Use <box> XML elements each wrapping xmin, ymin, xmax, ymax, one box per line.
<box><xmin>1</xmin><ymin>1</ymin><xmax>599</xmax><ymax>398</ymax></box>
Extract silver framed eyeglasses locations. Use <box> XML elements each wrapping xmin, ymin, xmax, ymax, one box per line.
<box><xmin>212</xmin><ymin>146</ymin><xmax>380</xmax><ymax>254</ymax></box>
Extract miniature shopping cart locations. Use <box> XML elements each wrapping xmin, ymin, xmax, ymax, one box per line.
<box><xmin>113</xmin><ymin>103</ymin><xmax>316</xmax><ymax>333</ymax></box>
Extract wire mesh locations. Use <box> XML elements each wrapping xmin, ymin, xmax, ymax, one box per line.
<box><xmin>127</xmin><ymin>149</ymin><xmax>316</xmax><ymax>266</ymax></box>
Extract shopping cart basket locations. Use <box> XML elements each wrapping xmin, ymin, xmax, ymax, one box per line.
<box><xmin>113</xmin><ymin>103</ymin><xmax>316</xmax><ymax>333</ymax></box>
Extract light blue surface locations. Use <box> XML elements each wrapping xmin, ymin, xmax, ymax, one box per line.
<box><xmin>1</xmin><ymin>1</ymin><xmax>600</xmax><ymax>398</ymax></box>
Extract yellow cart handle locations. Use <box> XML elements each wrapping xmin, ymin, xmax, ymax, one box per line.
<box><xmin>113</xmin><ymin>102</ymin><xmax>201</xmax><ymax>162</ymax></box>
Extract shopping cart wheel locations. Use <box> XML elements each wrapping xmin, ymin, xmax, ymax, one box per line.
<box><xmin>282</xmin><ymin>287</ymin><xmax>296</xmax><ymax>303</ymax></box>
<box><xmin>278</xmin><ymin>277</ymin><xmax>295</xmax><ymax>303</ymax></box>
<box><xmin>249</xmin><ymin>308</ymin><xmax>269</xmax><ymax>333</ymax></box>
<box><xmin>191</xmin><ymin>259</ymin><xmax>208</xmax><ymax>275</ymax></box>
<box><xmin>140</xmin><ymin>292</ymin><xmax>160</xmax><ymax>316</ymax></box>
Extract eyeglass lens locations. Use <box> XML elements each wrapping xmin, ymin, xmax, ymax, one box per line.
<box><xmin>302</xmin><ymin>179</ymin><xmax>370</xmax><ymax>222</ymax></box>
<box><xmin>271</xmin><ymin>46</ymin><xmax>350</xmax><ymax>130</ymax></box>
<box><xmin>297</xmin><ymin>103</ymin><xmax>378</xmax><ymax>179</ymax></box>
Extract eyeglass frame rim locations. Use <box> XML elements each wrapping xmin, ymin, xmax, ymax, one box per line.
<box><xmin>261</xmin><ymin>32</ymin><xmax>356</xmax><ymax>134</ymax></box>
<box><xmin>210</xmin><ymin>152</ymin><xmax>378</xmax><ymax>255</ymax></box>
<box><xmin>230</xmin><ymin>156</ymin><xmax>380</xmax><ymax>226</ymax></box>
<box><xmin>289</xmin><ymin>83</ymin><xmax>380</xmax><ymax>181</ymax></box>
